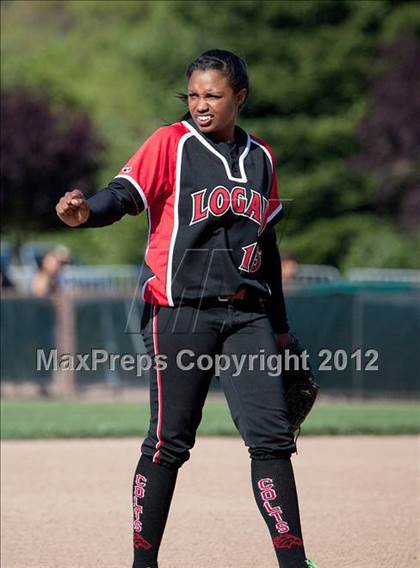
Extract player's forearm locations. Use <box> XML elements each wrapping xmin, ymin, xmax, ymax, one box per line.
<box><xmin>77</xmin><ymin>179</ymin><xmax>143</xmax><ymax>228</ymax></box>
<box><xmin>260</xmin><ymin>227</ymin><xmax>290</xmax><ymax>334</ymax></box>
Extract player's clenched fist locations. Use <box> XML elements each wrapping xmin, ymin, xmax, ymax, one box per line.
<box><xmin>56</xmin><ymin>189</ymin><xmax>90</xmax><ymax>227</ymax></box>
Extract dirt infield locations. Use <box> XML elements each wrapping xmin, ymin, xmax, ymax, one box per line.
<box><xmin>1</xmin><ymin>436</ymin><xmax>418</xmax><ymax>568</ymax></box>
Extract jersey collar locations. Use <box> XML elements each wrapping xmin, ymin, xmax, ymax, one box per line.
<box><xmin>182</xmin><ymin>119</ymin><xmax>251</xmax><ymax>183</ymax></box>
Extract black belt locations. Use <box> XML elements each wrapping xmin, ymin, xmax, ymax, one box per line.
<box><xmin>176</xmin><ymin>288</ymin><xmax>267</xmax><ymax>309</ymax></box>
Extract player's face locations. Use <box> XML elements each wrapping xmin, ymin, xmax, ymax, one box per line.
<box><xmin>187</xmin><ymin>69</ymin><xmax>247</xmax><ymax>142</ymax></box>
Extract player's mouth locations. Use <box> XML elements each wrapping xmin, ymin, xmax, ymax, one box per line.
<box><xmin>195</xmin><ymin>115</ymin><xmax>213</xmax><ymax>127</ymax></box>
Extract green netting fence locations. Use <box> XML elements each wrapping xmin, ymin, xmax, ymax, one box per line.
<box><xmin>1</xmin><ymin>283</ymin><xmax>419</xmax><ymax>397</ymax></box>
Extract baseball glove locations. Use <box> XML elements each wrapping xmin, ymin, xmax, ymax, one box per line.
<box><xmin>281</xmin><ymin>333</ymin><xmax>319</xmax><ymax>433</ymax></box>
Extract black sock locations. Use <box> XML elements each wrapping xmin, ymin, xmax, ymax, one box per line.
<box><xmin>132</xmin><ymin>454</ymin><xmax>178</xmax><ymax>568</ymax></box>
<box><xmin>251</xmin><ymin>457</ymin><xmax>306</xmax><ymax>568</ymax></box>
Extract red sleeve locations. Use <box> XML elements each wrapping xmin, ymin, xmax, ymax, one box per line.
<box><xmin>113</xmin><ymin>126</ymin><xmax>177</xmax><ymax>210</ymax></box>
<box><xmin>266</xmin><ymin>159</ymin><xmax>283</xmax><ymax>226</ymax></box>
<box><xmin>252</xmin><ymin>136</ymin><xmax>284</xmax><ymax>230</ymax></box>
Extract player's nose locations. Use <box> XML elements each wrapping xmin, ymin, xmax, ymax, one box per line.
<box><xmin>196</xmin><ymin>97</ymin><xmax>210</xmax><ymax>112</ymax></box>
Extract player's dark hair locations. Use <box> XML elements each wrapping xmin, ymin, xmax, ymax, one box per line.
<box><xmin>178</xmin><ymin>49</ymin><xmax>249</xmax><ymax>120</ymax></box>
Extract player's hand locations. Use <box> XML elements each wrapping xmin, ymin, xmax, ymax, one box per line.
<box><xmin>56</xmin><ymin>189</ymin><xmax>90</xmax><ymax>227</ymax></box>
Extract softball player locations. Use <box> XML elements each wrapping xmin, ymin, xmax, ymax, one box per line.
<box><xmin>56</xmin><ymin>50</ymin><xmax>318</xmax><ymax>568</ymax></box>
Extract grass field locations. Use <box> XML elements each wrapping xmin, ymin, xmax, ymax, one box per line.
<box><xmin>1</xmin><ymin>399</ymin><xmax>419</xmax><ymax>438</ymax></box>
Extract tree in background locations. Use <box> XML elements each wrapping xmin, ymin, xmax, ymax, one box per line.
<box><xmin>1</xmin><ymin>89</ymin><xmax>104</xmax><ymax>233</ymax></box>
<box><xmin>351</xmin><ymin>33</ymin><xmax>420</xmax><ymax>234</ymax></box>
<box><xmin>1</xmin><ymin>0</ymin><xmax>419</xmax><ymax>268</ymax></box>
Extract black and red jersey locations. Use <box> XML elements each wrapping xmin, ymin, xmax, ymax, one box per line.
<box><xmin>79</xmin><ymin>118</ymin><xmax>289</xmax><ymax>332</ymax></box>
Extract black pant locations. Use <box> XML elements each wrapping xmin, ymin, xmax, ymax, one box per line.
<box><xmin>140</xmin><ymin>298</ymin><xmax>296</xmax><ymax>468</ymax></box>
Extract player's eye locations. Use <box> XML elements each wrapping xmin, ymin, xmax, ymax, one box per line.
<box><xmin>188</xmin><ymin>93</ymin><xmax>198</xmax><ymax>99</ymax></box>
<box><xmin>207</xmin><ymin>94</ymin><xmax>222</xmax><ymax>99</ymax></box>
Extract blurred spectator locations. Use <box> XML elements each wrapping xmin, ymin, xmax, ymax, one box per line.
<box><xmin>32</xmin><ymin>245</ymin><xmax>71</xmax><ymax>297</ymax></box>
<box><xmin>1</xmin><ymin>243</ymin><xmax>14</xmax><ymax>290</ymax></box>
<box><xmin>281</xmin><ymin>252</ymin><xmax>299</xmax><ymax>285</ymax></box>
<box><xmin>0</xmin><ymin>268</ymin><xmax>15</xmax><ymax>290</ymax></box>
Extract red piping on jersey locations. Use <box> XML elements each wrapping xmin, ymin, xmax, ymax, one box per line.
<box><xmin>152</xmin><ymin>304</ymin><xmax>163</xmax><ymax>463</ymax></box>
<box><xmin>142</xmin><ymin>122</ymin><xmax>191</xmax><ymax>306</ymax></box>
<box><xmin>165</xmin><ymin>130</ymin><xmax>195</xmax><ymax>305</ymax></box>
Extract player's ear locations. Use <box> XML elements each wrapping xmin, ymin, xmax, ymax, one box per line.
<box><xmin>236</xmin><ymin>88</ymin><xmax>247</xmax><ymax>110</ymax></box>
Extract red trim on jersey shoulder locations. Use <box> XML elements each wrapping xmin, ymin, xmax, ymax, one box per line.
<box><xmin>250</xmin><ymin>135</ymin><xmax>276</xmax><ymax>168</ymax></box>
<box><xmin>250</xmin><ymin>135</ymin><xmax>283</xmax><ymax>228</ymax></box>
<box><xmin>117</xmin><ymin>123</ymin><xmax>189</xmax><ymax>205</ymax></box>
